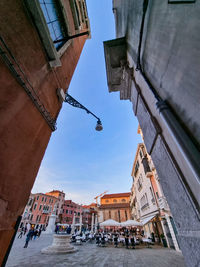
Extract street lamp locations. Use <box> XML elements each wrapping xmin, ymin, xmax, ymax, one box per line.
<box><xmin>57</xmin><ymin>89</ymin><xmax>103</xmax><ymax>131</ymax></box>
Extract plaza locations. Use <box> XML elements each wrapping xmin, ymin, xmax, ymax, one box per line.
<box><xmin>6</xmin><ymin>234</ymin><xmax>185</xmax><ymax>267</ymax></box>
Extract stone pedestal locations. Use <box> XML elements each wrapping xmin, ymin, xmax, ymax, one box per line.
<box><xmin>41</xmin><ymin>234</ymin><xmax>76</xmax><ymax>254</ymax></box>
<box><xmin>43</xmin><ymin>214</ymin><xmax>56</xmax><ymax>234</ymax></box>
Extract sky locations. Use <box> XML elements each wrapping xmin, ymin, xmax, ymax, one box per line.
<box><xmin>32</xmin><ymin>0</ymin><xmax>142</xmax><ymax>204</ymax></box>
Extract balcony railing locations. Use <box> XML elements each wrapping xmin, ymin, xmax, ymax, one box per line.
<box><xmin>42</xmin><ymin>210</ymin><xmax>49</xmax><ymax>214</ymax></box>
<box><xmin>158</xmin><ymin>197</ymin><xmax>169</xmax><ymax>211</ymax></box>
<box><xmin>141</xmin><ymin>203</ymin><xmax>149</xmax><ymax>210</ymax></box>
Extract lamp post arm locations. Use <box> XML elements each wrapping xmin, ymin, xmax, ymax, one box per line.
<box><xmin>64</xmin><ymin>93</ymin><xmax>101</xmax><ymax>122</ymax></box>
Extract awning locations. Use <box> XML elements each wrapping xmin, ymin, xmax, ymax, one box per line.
<box><xmin>141</xmin><ymin>215</ymin><xmax>156</xmax><ymax>226</ymax></box>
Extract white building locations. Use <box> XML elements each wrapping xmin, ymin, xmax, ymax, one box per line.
<box><xmin>131</xmin><ymin>141</ymin><xmax>180</xmax><ymax>251</ymax></box>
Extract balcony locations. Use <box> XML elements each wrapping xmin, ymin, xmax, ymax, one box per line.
<box><xmin>141</xmin><ymin>203</ymin><xmax>149</xmax><ymax>211</ymax></box>
<box><xmin>158</xmin><ymin>197</ymin><xmax>170</xmax><ymax>211</ymax></box>
<box><xmin>42</xmin><ymin>210</ymin><xmax>49</xmax><ymax>214</ymax></box>
<box><xmin>103</xmin><ymin>37</ymin><xmax>131</xmax><ymax>100</ymax></box>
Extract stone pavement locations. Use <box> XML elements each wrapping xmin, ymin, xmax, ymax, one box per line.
<box><xmin>6</xmin><ymin>234</ymin><xmax>186</xmax><ymax>267</ymax></box>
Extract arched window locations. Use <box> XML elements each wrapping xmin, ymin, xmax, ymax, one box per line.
<box><xmin>105</xmin><ymin>200</ymin><xmax>109</xmax><ymax>203</ymax></box>
<box><xmin>113</xmin><ymin>199</ymin><xmax>117</xmax><ymax>203</ymax></box>
<box><xmin>121</xmin><ymin>199</ymin><xmax>126</xmax><ymax>203</ymax></box>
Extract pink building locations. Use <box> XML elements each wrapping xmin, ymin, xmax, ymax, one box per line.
<box><xmin>21</xmin><ymin>193</ymin><xmax>58</xmax><ymax>229</ymax></box>
<box><xmin>61</xmin><ymin>200</ymin><xmax>82</xmax><ymax>225</ymax></box>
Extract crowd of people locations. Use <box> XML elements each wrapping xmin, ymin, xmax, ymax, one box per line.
<box><xmin>17</xmin><ymin>224</ymin><xmax>153</xmax><ymax>250</ymax></box>
<box><xmin>94</xmin><ymin>231</ymin><xmax>137</xmax><ymax>249</ymax></box>
<box><xmin>68</xmin><ymin>227</ymin><xmax>152</xmax><ymax>249</ymax></box>
<box><xmin>17</xmin><ymin>224</ymin><xmax>43</xmax><ymax>248</ymax></box>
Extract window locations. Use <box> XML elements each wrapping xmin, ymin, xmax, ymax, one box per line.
<box><xmin>49</xmin><ymin>199</ymin><xmax>51</xmax><ymax>203</ymax></box>
<box><xmin>39</xmin><ymin>0</ymin><xmax>69</xmax><ymax>50</ymax></box>
<box><xmin>42</xmin><ymin>197</ymin><xmax>44</xmax><ymax>202</ymax></box>
<box><xmin>140</xmin><ymin>194</ymin><xmax>149</xmax><ymax>210</ymax></box>
<box><xmin>156</xmin><ymin>192</ymin><xmax>159</xmax><ymax>199</ymax></box>
<box><xmin>134</xmin><ymin>161</ymin><xmax>140</xmax><ymax>176</ymax></box>
<box><xmin>105</xmin><ymin>200</ymin><xmax>109</xmax><ymax>203</ymax></box>
<box><xmin>36</xmin><ymin>196</ymin><xmax>39</xmax><ymax>200</ymax></box>
<box><xmin>34</xmin><ymin>204</ymin><xmax>37</xmax><ymax>210</ymax></box>
<box><xmin>66</xmin><ymin>210</ymin><xmax>68</xmax><ymax>214</ymax></box>
<box><xmin>70</xmin><ymin>0</ymin><xmax>81</xmax><ymax>30</ymax></box>
<box><xmin>39</xmin><ymin>205</ymin><xmax>42</xmax><ymax>211</ymax></box>
<box><xmin>78</xmin><ymin>212</ymin><xmax>80</xmax><ymax>216</ymax></box>
<box><xmin>139</xmin><ymin>150</ymin><xmax>143</xmax><ymax>159</ymax></box>
<box><xmin>137</xmin><ymin>176</ymin><xmax>143</xmax><ymax>191</ymax></box>
<box><xmin>150</xmin><ymin>187</ymin><xmax>155</xmax><ymax>203</ymax></box>
<box><xmin>113</xmin><ymin>199</ymin><xmax>117</xmax><ymax>203</ymax></box>
<box><xmin>28</xmin><ymin>199</ymin><xmax>33</xmax><ymax>206</ymax></box>
<box><xmin>24</xmin><ymin>0</ymin><xmax>71</xmax><ymax>67</ymax></box>
<box><xmin>45</xmin><ymin>197</ymin><xmax>47</xmax><ymax>202</ymax></box>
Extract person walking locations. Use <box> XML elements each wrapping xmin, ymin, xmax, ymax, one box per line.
<box><xmin>18</xmin><ymin>228</ymin><xmax>23</xmax><ymax>238</ymax></box>
<box><xmin>24</xmin><ymin>229</ymin><xmax>33</xmax><ymax>248</ymax></box>
<box><xmin>38</xmin><ymin>228</ymin><xmax>42</xmax><ymax>238</ymax></box>
<box><xmin>33</xmin><ymin>229</ymin><xmax>38</xmax><ymax>240</ymax></box>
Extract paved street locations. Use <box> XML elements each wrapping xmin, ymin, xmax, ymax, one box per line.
<box><xmin>6</xmin><ymin>234</ymin><xmax>185</xmax><ymax>267</ymax></box>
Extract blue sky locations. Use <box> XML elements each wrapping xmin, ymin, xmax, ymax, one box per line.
<box><xmin>32</xmin><ymin>0</ymin><xmax>141</xmax><ymax>204</ymax></box>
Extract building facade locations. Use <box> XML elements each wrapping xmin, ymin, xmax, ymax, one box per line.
<box><xmin>20</xmin><ymin>193</ymin><xmax>58</xmax><ymax>229</ymax></box>
<box><xmin>61</xmin><ymin>200</ymin><xmax>95</xmax><ymax>230</ymax></box>
<box><xmin>131</xmin><ymin>141</ymin><xmax>180</xmax><ymax>251</ymax></box>
<box><xmin>61</xmin><ymin>200</ymin><xmax>83</xmax><ymax>225</ymax></box>
<box><xmin>46</xmin><ymin>190</ymin><xmax>65</xmax><ymax>217</ymax></box>
<box><xmin>98</xmin><ymin>193</ymin><xmax>131</xmax><ymax>223</ymax></box>
<box><xmin>103</xmin><ymin>1</ymin><xmax>200</xmax><ymax>266</ymax></box>
<box><xmin>0</xmin><ymin>1</ymin><xmax>90</xmax><ymax>264</ymax></box>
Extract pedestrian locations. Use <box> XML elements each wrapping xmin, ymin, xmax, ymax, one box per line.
<box><xmin>18</xmin><ymin>228</ymin><xmax>23</xmax><ymax>238</ymax></box>
<box><xmin>114</xmin><ymin>234</ymin><xmax>118</xmax><ymax>248</ymax></box>
<box><xmin>55</xmin><ymin>225</ymin><xmax>59</xmax><ymax>234</ymax></box>
<box><xmin>24</xmin><ymin>226</ymin><xmax>27</xmax><ymax>235</ymax></box>
<box><xmin>24</xmin><ymin>229</ymin><xmax>33</xmax><ymax>248</ymax></box>
<box><xmin>130</xmin><ymin>235</ymin><xmax>135</xmax><ymax>249</ymax></box>
<box><xmin>67</xmin><ymin>225</ymin><xmax>71</xmax><ymax>234</ymax></box>
<box><xmin>33</xmin><ymin>229</ymin><xmax>38</xmax><ymax>240</ymax></box>
<box><xmin>38</xmin><ymin>228</ymin><xmax>42</xmax><ymax>238</ymax></box>
<box><xmin>125</xmin><ymin>235</ymin><xmax>129</xmax><ymax>249</ymax></box>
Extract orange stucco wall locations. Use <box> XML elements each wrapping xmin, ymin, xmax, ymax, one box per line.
<box><xmin>101</xmin><ymin>196</ymin><xmax>130</xmax><ymax>205</ymax></box>
<box><xmin>0</xmin><ymin>0</ymin><xmax>88</xmax><ymax>264</ymax></box>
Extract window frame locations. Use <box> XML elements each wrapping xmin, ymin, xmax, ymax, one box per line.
<box><xmin>24</xmin><ymin>0</ymin><xmax>72</xmax><ymax>67</ymax></box>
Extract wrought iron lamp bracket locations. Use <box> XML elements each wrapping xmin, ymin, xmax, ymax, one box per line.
<box><xmin>64</xmin><ymin>93</ymin><xmax>103</xmax><ymax>131</ymax></box>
